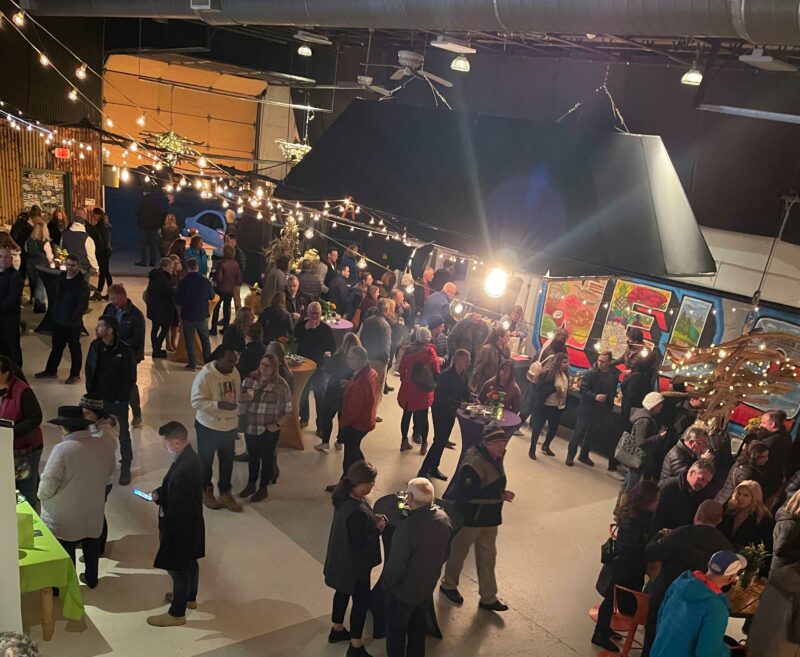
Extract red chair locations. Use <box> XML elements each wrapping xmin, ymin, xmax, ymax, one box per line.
<box><xmin>595</xmin><ymin>585</ymin><xmax>650</xmax><ymax>656</ymax></box>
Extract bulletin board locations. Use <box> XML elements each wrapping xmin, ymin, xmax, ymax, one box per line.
<box><xmin>20</xmin><ymin>168</ymin><xmax>69</xmax><ymax>216</ymax></box>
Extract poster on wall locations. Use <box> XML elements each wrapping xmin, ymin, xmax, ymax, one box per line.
<box><xmin>670</xmin><ymin>297</ymin><xmax>713</xmax><ymax>349</ymax></box>
<box><xmin>539</xmin><ymin>278</ymin><xmax>607</xmax><ymax>349</ymax></box>
<box><xmin>20</xmin><ymin>168</ymin><xmax>67</xmax><ymax>216</ymax></box>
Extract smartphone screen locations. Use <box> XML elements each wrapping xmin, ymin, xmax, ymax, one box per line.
<box><xmin>132</xmin><ymin>488</ymin><xmax>153</xmax><ymax>502</ymax></box>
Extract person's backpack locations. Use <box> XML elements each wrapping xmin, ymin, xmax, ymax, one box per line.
<box><xmin>527</xmin><ymin>353</ymin><xmax>554</xmax><ymax>384</ymax></box>
<box><xmin>411</xmin><ymin>360</ymin><xmax>436</xmax><ymax>392</ymax></box>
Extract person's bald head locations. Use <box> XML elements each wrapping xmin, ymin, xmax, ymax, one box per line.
<box><xmin>443</xmin><ymin>282</ymin><xmax>457</xmax><ymax>299</ymax></box>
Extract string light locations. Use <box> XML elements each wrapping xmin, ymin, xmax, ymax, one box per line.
<box><xmin>67</xmin><ymin>88</ymin><xmax>78</xmax><ymax>102</ymax></box>
<box><xmin>197</xmin><ymin>155</ymin><xmax>208</xmax><ymax>169</ymax></box>
<box><xmin>12</xmin><ymin>11</ymin><xmax>25</xmax><ymax>26</ymax></box>
<box><xmin>120</xmin><ymin>167</ymin><xmax>130</xmax><ymax>182</ymax></box>
<box><xmin>75</xmin><ymin>63</ymin><xmax>88</xmax><ymax>80</ymax></box>
<box><xmin>39</xmin><ymin>53</ymin><xmax>50</xmax><ymax>67</ymax></box>
<box><xmin>136</xmin><ymin>114</ymin><xmax>146</xmax><ymax>127</ymax></box>
<box><xmin>357</xmin><ymin>257</ymin><xmax>368</xmax><ymax>270</ymax></box>
<box><xmin>304</xmin><ymin>227</ymin><xmax>314</xmax><ymax>239</ymax></box>
<box><xmin>105</xmin><ymin>117</ymin><xmax>113</xmax><ymax>128</ymax></box>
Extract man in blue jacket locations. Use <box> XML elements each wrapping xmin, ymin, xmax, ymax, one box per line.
<box><xmin>175</xmin><ymin>258</ymin><xmax>214</xmax><ymax>370</ymax></box>
<box><xmin>651</xmin><ymin>550</ymin><xmax>746</xmax><ymax>657</ymax></box>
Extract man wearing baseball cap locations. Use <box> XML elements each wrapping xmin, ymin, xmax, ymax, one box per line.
<box><xmin>651</xmin><ymin>550</ymin><xmax>746</xmax><ymax>657</ymax></box>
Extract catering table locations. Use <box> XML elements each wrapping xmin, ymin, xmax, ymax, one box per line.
<box><xmin>278</xmin><ymin>358</ymin><xmax>317</xmax><ymax>450</ymax></box>
<box><xmin>17</xmin><ymin>499</ymin><xmax>84</xmax><ymax>640</ymax></box>
<box><xmin>444</xmin><ymin>409</ymin><xmax>521</xmax><ymax>499</ymax></box>
<box><xmin>369</xmin><ymin>494</ymin><xmax>458</xmax><ymax>639</ymax></box>
<box><xmin>34</xmin><ymin>264</ymin><xmax>64</xmax><ymax>334</ymax></box>
<box><xmin>728</xmin><ymin>579</ymin><xmax>765</xmax><ymax>618</ymax></box>
<box><xmin>168</xmin><ymin>295</ymin><xmax>219</xmax><ymax>365</ymax></box>
<box><xmin>325</xmin><ymin>318</ymin><xmax>354</xmax><ymax>349</ymax></box>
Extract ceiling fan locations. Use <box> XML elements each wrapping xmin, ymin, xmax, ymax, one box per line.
<box><xmin>367</xmin><ymin>50</ymin><xmax>454</xmax><ymax>89</ymax></box>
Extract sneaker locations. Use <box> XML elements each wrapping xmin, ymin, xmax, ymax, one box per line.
<box><xmin>427</xmin><ymin>468</ymin><xmax>448</xmax><ymax>481</ymax></box>
<box><xmin>420</xmin><ymin>443</ymin><xmax>428</xmax><ymax>456</ymax></box>
<box><xmin>131</xmin><ymin>415</ymin><xmax>142</xmax><ymax>428</ymax></box>
<box><xmin>239</xmin><ymin>483</ymin><xmax>256</xmax><ymax>498</ymax></box>
<box><xmin>146</xmin><ymin>612</ymin><xmax>186</xmax><ymax>627</ymax></box>
<box><xmin>315</xmin><ymin>442</ymin><xmax>330</xmax><ymax>452</ymax></box>
<box><xmin>165</xmin><ymin>592</ymin><xmax>197</xmax><ymax>610</ymax></box>
<box><xmin>439</xmin><ymin>586</ymin><xmax>463</xmax><ymax>605</ymax></box>
<box><xmin>119</xmin><ymin>462</ymin><xmax>132</xmax><ymax>486</ymax></box>
<box><xmin>328</xmin><ymin>628</ymin><xmax>351</xmax><ymax>644</ymax></box>
<box><xmin>445</xmin><ymin>440</ymin><xmax>457</xmax><ymax>449</ymax></box>
<box><xmin>202</xmin><ymin>486</ymin><xmax>223</xmax><ymax>510</ymax></box>
<box><xmin>400</xmin><ymin>440</ymin><xmax>413</xmax><ymax>452</ymax></box>
<box><xmin>65</xmin><ymin>375</ymin><xmax>81</xmax><ymax>385</ymax></box>
<box><xmin>35</xmin><ymin>371</ymin><xmax>57</xmax><ymax>379</ymax></box>
<box><xmin>218</xmin><ymin>491</ymin><xmax>243</xmax><ymax>512</ymax></box>
<box><xmin>334</xmin><ymin>441</ymin><xmax>343</xmax><ymax>451</ymax></box>
<box><xmin>578</xmin><ymin>455</ymin><xmax>595</xmax><ymax>467</ymax></box>
<box><xmin>250</xmin><ymin>487</ymin><xmax>269</xmax><ymax>502</ymax></box>
<box><xmin>479</xmin><ymin>599</ymin><xmax>509</xmax><ymax>612</ymax></box>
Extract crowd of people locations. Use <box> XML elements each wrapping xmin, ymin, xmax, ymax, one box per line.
<box><xmin>5</xmin><ymin>202</ymin><xmax>800</xmax><ymax>657</ymax></box>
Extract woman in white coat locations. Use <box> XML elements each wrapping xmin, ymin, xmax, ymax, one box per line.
<box><xmin>38</xmin><ymin>406</ymin><xmax>116</xmax><ymax>588</ymax></box>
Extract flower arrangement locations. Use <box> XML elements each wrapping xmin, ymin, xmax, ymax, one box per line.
<box><xmin>744</xmin><ymin>416</ymin><xmax>762</xmax><ymax>433</ymax></box>
<box><xmin>277</xmin><ymin>333</ymin><xmax>297</xmax><ymax>356</ymax></box>
<box><xmin>739</xmin><ymin>543</ymin><xmax>769</xmax><ymax>588</ymax></box>
<box><xmin>320</xmin><ymin>299</ymin><xmax>337</xmax><ymax>321</ymax></box>
<box><xmin>486</xmin><ymin>389</ymin><xmax>506</xmax><ymax>420</ymax></box>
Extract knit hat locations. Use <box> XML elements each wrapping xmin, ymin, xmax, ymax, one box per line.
<box><xmin>642</xmin><ymin>391</ymin><xmax>664</xmax><ymax>411</ymax></box>
<box><xmin>708</xmin><ymin>550</ymin><xmax>747</xmax><ymax>577</ymax></box>
<box><xmin>483</xmin><ymin>425</ymin><xmax>509</xmax><ymax>443</ymax></box>
<box><xmin>79</xmin><ymin>393</ymin><xmax>110</xmax><ymax>418</ymax></box>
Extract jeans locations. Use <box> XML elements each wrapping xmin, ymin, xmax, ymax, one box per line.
<box><xmin>29</xmin><ymin>270</ymin><xmax>46</xmax><ymax>310</ymax></box>
<box><xmin>210</xmin><ymin>291</ymin><xmax>232</xmax><ymax>333</ymax></box>
<box><xmin>625</xmin><ymin>467</ymin><xmax>642</xmax><ymax>490</ymax></box>
<box><xmin>519</xmin><ymin>381</ymin><xmax>536</xmax><ymax>424</ymax></box>
<box><xmin>400</xmin><ymin>407</ymin><xmax>429</xmax><ymax>445</ymax></box>
<box><xmin>183</xmin><ymin>319</ymin><xmax>212</xmax><ymax>368</ymax></box>
<box><xmin>168</xmin><ymin>560</ymin><xmax>199</xmax><ymax>617</ymax></box>
<box><xmin>419</xmin><ymin>407</ymin><xmax>456</xmax><ymax>475</ymax></box>
<box><xmin>319</xmin><ymin>400</ymin><xmax>340</xmax><ymax>444</ymax></box>
<box><xmin>151</xmin><ymin>319</ymin><xmax>170</xmax><ymax>354</ymax></box>
<box><xmin>332</xmin><ymin>574</ymin><xmax>371</xmax><ymax>639</ymax></box>
<box><xmin>96</xmin><ymin>252</ymin><xmax>112</xmax><ymax>294</ymax></box>
<box><xmin>195</xmin><ymin>421</ymin><xmax>236</xmax><ymax>493</ymax></box>
<box><xmin>368</xmin><ymin>359</ymin><xmax>388</xmax><ymax>410</ymax></box>
<box><xmin>16</xmin><ymin>448</ymin><xmax>43</xmax><ymax>508</ymax></box>
<box><xmin>45</xmin><ymin>324</ymin><xmax>82</xmax><ymax>377</ymax></box>
<box><xmin>568</xmin><ymin>410</ymin><xmax>605</xmax><ymax>460</ymax></box>
<box><xmin>60</xmin><ymin>536</ymin><xmax>102</xmax><ymax>587</ymax></box>
<box><xmin>105</xmin><ymin>400</ymin><xmax>132</xmax><ymax>464</ymax></box>
<box><xmin>244</xmin><ymin>429</ymin><xmax>279</xmax><ymax>488</ymax></box>
<box><xmin>529</xmin><ymin>405</ymin><xmax>562</xmax><ymax>454</ymax></box>
<box><xmin>341</xmin><ymin>426</ymin><xmax>367</xmax><ymax>477</ymax></box>
<box><xmin>300</xmin><ymin>369</ymin><xmax>329</xmax><ymax>429</ymax></box>
<box><xmin>386</xmin><ymin>594</ymin><xmax>428</xmax><ymax>657</ymax></box>
<box><xmin>139</xmin><ymin>228</ymin><xmax>160</xmax><ymax>265</ymax></box>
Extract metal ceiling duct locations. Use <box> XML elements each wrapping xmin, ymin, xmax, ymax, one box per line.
<box><xmin>20</xmin><ymin>0</ymin><xmax>800</xmax><ymax>45</ymax></box>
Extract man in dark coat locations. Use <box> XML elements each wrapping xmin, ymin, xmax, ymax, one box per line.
<box><xmin>147</xmin><ymin>421</ymin><xmax>205</xmax><ymax>627</ymax></box>
<box><xmin>36</xmin><ymin>255</ymin><xmax>89</xmax><ymax>384</ymax></box>
<box><xmin>384</xmin><ymin>478</ymin><xmax>452</xmax><ymax>657</ymax></box>
<box><xmin>0</xmin><ymin>247</ymin><xmax>23</xmax><ymax>367</ymax></box>
<box><xmin>430</xmin><ymin>260</ymin><xmax>455</xmax><ymax>292</ymax></box>
<box><xmin>642</xmin><ymin>500</ymin><xmax>733</xmax><ymax>656</ymax></box>
<box><xmin>440</xmin><ymin>427</ymin><xmax>514</xmax><ymax>612</ymax></box>
<box><xmin>85</xmin><ymin>315</ymin><xmax>136</xmax><ymax>485</ymax></box>
<box><xmin>655</xmin><ymin>460</ymin><xmax>715</xmax><ymax>531</ymax></box>
<box><xmin>175</xmin><ymin>258</ymin><xmax>215</xmax><ymax>370</ymax></box>
<box><xmin>659</xmin><ymin>426</ymin><xmax>710</xmax><ymax>483</ymax></box>
<box><xmin>145</xmin><ymin>258</ymin><xmax>176</xmax><ymax>358</ymax></box>
<box><xmin>285</xmin><ymin>275</ymin><xmax>311</xmax><ymax>325</ymax></box>
<box><xmin>135</xmin><ymin>192</ymin><xmax>164</xmax><ymax>267</ymax></box>
<box><xmin>752</xmin><ymin>410</ymin><xmax>795</xmax><ymax>501</ymax></box>
<box><xmin>104</xmin><ymin>284</ymin><xmax>146</xmax><ymax>427</ymax></box>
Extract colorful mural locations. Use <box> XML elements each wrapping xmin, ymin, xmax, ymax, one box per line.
<box><xmin>598</xmin><ymin>280</ymin><xmax>672</xmax><ymax>358</ymax></box>
<box><xmin>539</xmin><ymin>279</ymin><xmax>607</xmax><ymax>349</ymax></box>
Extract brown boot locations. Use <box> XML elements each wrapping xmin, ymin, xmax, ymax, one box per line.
<box><xmin>146</xmin><ymin>613</ymin><xmax>186</xmax><ymax>627</ymax></box>
<box><xmin>202</xmin><ymin>486</ymin><xmax>223</xmax><ymax>510</ymax></box>
<box><xmin>218</xmin><ymin>491</ymin><xmax>243</xmax><ymax>512</ymax></box>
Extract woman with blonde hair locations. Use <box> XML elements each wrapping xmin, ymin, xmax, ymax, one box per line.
<box><xmin>721</xmin><ymin>480</ymin><xmax>774</xmax><ymax>574</ymax></box>
<box><xmin>25</xmin><ymin>219</ymin><xmax>54</xmax><ymax>312</ymax></box>
<box><xmin>161</xmin><ymin>213</ymin><xmax>180</xmax><ymax>256</ymax></box>
<box><xmin>772</xmin><ymin>489</ymin><xmax>800</xmax><ymax>575</ymax></box>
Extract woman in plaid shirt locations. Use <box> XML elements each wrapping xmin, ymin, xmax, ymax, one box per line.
<box><xmin>238</xmin><ymin>354</ymin><xmax>292</xmax><ymax>502</ymax></box>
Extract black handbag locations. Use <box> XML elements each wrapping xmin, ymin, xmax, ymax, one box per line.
<box><xmin>600</xmin><ymin>523</ymin><xmax>618</xmax><ymax>565</ymax></box>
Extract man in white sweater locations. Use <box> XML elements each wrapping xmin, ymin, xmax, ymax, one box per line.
<box><xmin>190</xmin><ymin>346</ymin><xmax>242</xmax><ymax>512</ymax></box>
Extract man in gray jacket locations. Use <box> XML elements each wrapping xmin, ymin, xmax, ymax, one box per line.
<box><xmin>383</xmin><ymin>478</ymin><xmax>452</xmax><ymax>657</ymax></box>
<box><xmin>359</xmin><ymin>298</ymin><xmax>392</xmax><ymax>414</ymax></box>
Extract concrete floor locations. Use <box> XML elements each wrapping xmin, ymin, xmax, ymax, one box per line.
<box><xmin>15</xmin><ymin>275</ymin><xmax>727</xmax><ymax>657</ymax></box>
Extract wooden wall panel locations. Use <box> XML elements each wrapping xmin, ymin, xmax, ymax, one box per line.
<box><xmin>0</xmin><ymin>124</ymin><xmax>101</xmax><ymax>224</ymax></box>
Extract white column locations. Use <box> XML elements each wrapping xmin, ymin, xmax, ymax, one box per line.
<box><xmin>0</xmin><ymin>424</ymin><xmax>23</xmax><ymax>631</ymax></box>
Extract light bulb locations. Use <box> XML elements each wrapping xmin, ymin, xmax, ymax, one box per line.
<box><xmin>144</xmin><ymin>175</ymin><xmax>150</xmax><ymax>183</ymax></box>
<box><xmin>194</xmin><ymin>179</ymin><xmax>202</xmax><ymax>190</ymax></box>
<box><xmin>357</xmin><ymin>257</ymin><xmax>367</xmax><ymax>270</ymax></box>
<box><xmin>136</xmin><ymin>114</ymin><xmax>146</xmax><ymax>127</ymax></box>
<box><xmin>129</xmin><ymin>142</ymin><xmax>138</xmax><ymax>151</ymax></box>
<box><xmin>304</xmin><ymin>228</ymin><xmax>314</xmax><ymax>239</ymax></box>
<box><xmin>484</xmin><ymin>268</ymin><xmax>507</xmax><ymax>298</ymax></box>
<box><xmin>120</xmin><ymin>168</ymin><xmax>130</xmax><ymax>182</ymax></box>
<box><xmin>76</xmin><ymin>63</ymin><xmax>88</xmax><ymax>80</ymax></box>
<box><xmin>12</xmin><ymin>11</ymin><xmax>25</xmax><ymax>26</ymax></box>
<box><xmin>237</xmin><ymin>207</ymin><xmax>243</xmax><ymax>215</ymax></box>
<box><xmin>154</xmin><ymin>162</ymin><xmax>163</xmax><ymax>171</ymax></box>
<box><xmin>222</xmin><ymin>200</ymin><xmax>229</xmax><ymax>208</ymax></box>
<box><xmin>68</xmin><ymin>88</ymin><xmax>78</xmax><ymax>102</ymax></box>
<box><xmin>105</xmin><ymin>117</ymin><xmax>113</xmax><ymax>128</ymax></box>
<box><xmin>298</xmin><ymin>44</ymin><xmax>312</xmax><ymax>57</ymax></box>
<box><xmin>39</xmin><ymin>53</ymin><xmax>50</xmax><ymax>67</ymax></box>
<box><xmin>197</xmin><ymin>155</ymin><xmax>208</xmax><ymax>168</ymax></box>
<box><xmin>256</xmin><ymin>211</ymin><xmax>263</xmax><ymax>220</ymax></box>
<box><xmin>405</xmin><ymin>284</ymin><xmax>414</xmax><ymax>295</ymax></box>
<box><xmin>165</xmin><ymin>183</ymin><xmax>174</xmax><ymax>193</ymax></box>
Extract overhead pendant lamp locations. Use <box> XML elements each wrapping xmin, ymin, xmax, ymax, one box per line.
<box><xmin>298</xmin><ymin>44</ymin><xmax>312</xmax><ymax>57</ymax></box>
<box><xmin>681</xmin><ymin>65</ymin><xmax>703</xmax><ymax>86</ymax></box>
<box><xmin>451</xmin><ymin>55</ymin><xmax>471</xmax><ymax>73</ymax></box>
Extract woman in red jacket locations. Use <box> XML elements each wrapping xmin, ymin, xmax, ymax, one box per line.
<box><xmin>0</xmin><ymin>356</ymin><xmax>44</xmax><ymax>506</ymax></box>
<box><xmin>397</xmin><ymin>326</ymin><xmax>442</xmax><ymax>455</ymax></box>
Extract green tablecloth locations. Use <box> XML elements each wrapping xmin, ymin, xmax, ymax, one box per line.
<box><xmin>17</xmin><ymin>500</ymin><xmax>84</xmax><ymax>621</ymax></box>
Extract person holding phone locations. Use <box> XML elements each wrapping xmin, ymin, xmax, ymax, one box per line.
<box><xmin>147</xmin><ymin>421</ymin><xmax>205</xmax><ymax>627</ymax></box>
<box><xmin>238</xmin><ymin>354</ymin><xmax>291</xmax><ymax>502</ymax></box>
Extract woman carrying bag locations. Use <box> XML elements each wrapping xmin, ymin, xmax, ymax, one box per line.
<box><xmin>528</xmin><ymin>353</ymin><xmax>569</xmax><ymax>460</ymax></box>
